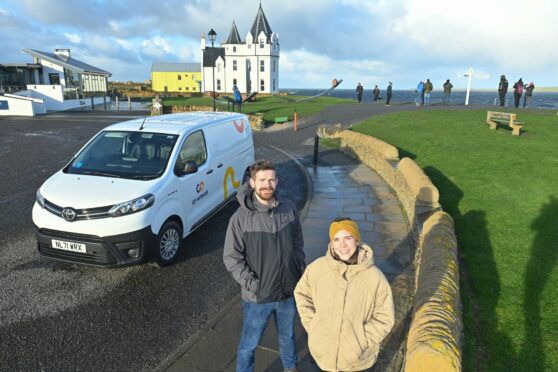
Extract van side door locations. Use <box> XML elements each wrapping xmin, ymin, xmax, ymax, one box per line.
<box><xmin>173</xmin><ymin>130</ymin><xmax>211</xmax><ymax>234</ymax></box>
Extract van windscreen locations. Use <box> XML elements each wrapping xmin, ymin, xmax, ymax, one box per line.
<box><xmin>65</xmin><ymin>131</ymin><xmax>178</xmax><ymax>180</ymax></box>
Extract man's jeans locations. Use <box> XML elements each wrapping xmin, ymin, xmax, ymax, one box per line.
<box><xmin>424</xmin><ymin>92</ymin><xmax>431</xmax><ymax>106</ymax></box>
<box><xmin>237</xmin><ymin>297</ymin><xmax>297</xmax><ymax>372</ymax></box>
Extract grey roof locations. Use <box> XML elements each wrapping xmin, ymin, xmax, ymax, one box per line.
<box><xmin>250</xmin><ymin>4</ymin><xmax>273</xmax><ymax>42</ymax></box>
<box><xmin>225</xmin><ymin>21</ymin><xmax>242</xmax><ymax>44</ymax></box>
<box><xmin>202</xmin><ymin>47</ymin><xmax>226</xmax><ymax>67</ymax></box>
<box><xmin>151</xmin><ymin>63</ymin><xmax>201</xmax><ymax>72</ymax></box>
<box><xmin>22</xmin><ymin>48</ymin><xmax>111</xmax><ymax>76</ymax></box>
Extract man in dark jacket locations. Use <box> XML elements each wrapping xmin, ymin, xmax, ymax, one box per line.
<box><xmin>498</xmin><ymin>75</ymin><xmax>509</xmax><ymax>107</ymax></box>
<box><xmin>443</xmin><ymin>79</ymin><xmax>453</xmax><ymax>104</ymax></box>
<box><xmin>224</xmin><ymin>160</ymin><xmax>305</xmax><ymax>372</ymax></box>
<box><xmin>356</xmin><ymin>82</ymin><xmax>364</xmax><ymax>103</ymax></box>
<box><xmin>386</xmin><ymin>81</ymin><xmax>393</xmax><ymax>106</ymax></box>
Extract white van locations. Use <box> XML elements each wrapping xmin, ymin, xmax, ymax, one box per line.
<box><xmin>32</xmin><ymin>112</ymin><xmax>255</xmax><ymax>267</ymax></box>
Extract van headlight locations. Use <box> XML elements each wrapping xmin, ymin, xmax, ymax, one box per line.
<box><xmin>108</xmin><ymin>194</ymin><xmax>155</xmax><ymax>217</ymax></box>
<box><xmin>36</xmin><ymin>189</ymin><xmax>45</xmax><ymax>208</ymax></box>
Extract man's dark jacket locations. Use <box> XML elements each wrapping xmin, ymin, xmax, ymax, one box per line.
<box><xmin>223</xmin><ymin>183</ymin><xmax>305</xmax><ymax>303</ymax></box>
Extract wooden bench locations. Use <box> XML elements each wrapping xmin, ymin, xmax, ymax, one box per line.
<box><xmin>274</xmin><ymin>116</ymin><xmax>289</xmax><ymax>124</ymax></box>
<box><xmin>486</xmin><ymin>111</ymin><xmax>525</xmax><ymax>136</ymax></box>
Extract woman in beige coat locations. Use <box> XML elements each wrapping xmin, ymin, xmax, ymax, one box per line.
<box><xmin>294</xmin><ymin>218</ymin><xmax>394</xmax><ymax>372</ymax></box>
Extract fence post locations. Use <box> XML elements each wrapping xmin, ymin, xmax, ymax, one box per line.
<box><xmin>313</xmin><ymin>134</ymin><xmax>319</xmax><ymax>166</ymax></box>
<box><xmin>294</xmin><ymin>109</ymin><xmax>298</xmax><ymax>132</ymax></box>
<box><xmin>128</xmin><ymin>96</ymin><xmax>132</xmax><ymax>110</ymax></box>
<box><xmin>116</xmin><ymin>96</ymin><xmax>119</xmax><ymax>111</ymax></box>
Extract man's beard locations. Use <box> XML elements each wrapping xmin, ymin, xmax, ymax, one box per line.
<box><xmin>255</xmin><ymin>187</ymin><xmax>275</xmax><ymax>201</ymax></box>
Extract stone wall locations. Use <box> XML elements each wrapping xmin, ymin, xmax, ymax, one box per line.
<box><xmin>319</xmin><ymin>126</ymin><xmax>462</xmax><ymax>371</ymax></box>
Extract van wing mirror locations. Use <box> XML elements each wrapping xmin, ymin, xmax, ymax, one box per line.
<box><xmin>176</xmin><ymin>160</ymin><xmax>198</xmax><ymax>176</ymax></box>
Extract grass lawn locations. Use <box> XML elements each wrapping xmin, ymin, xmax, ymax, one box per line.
<box><xmin>352</xmin><ymin>109</ymin><xmax>558</xmax><ymax>371</ymax></box>
<box><xmin>161</xmin><ymin>95</ymin><xmax>352</xmax><ymax>122</ymax></box>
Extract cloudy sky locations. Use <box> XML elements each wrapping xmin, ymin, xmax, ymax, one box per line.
<box><xmin>1</xmin><ymin>0</ymin><xmax>557</xmax><ymax>89</ymax></box>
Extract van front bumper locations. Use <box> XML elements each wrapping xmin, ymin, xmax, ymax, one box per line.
<box><xmin>34</xmin><ymin>225</ymin><xmax>157</xmax><ymax>267</ymax></box>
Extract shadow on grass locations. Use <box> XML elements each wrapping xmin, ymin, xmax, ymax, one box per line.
<box><xmin>423</xmin><ymin>166</ymin><xmax>515</xmax><ymax>370</ymax></box>
<box><xmin>519</xmin><ymin>196</ymin><xmax>558</xmax><ymax>370</ymax></box>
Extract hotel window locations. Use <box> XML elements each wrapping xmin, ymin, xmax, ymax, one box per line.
<box><xmin>178</xmin><ymin>74</ymin><xmax>182</xmax><ymax>80</ymax></box>
<box><xmin>260</xmin><ymin>60</ymin><xmax>265</xmax><ymax>72</ymax></box>
<box><xmin>233</xmin><ymin>46</ymin><xmax>237</xmax><ymax>52</ymax></box>
<box><xmin>248</xmin><ymin>44</ymin><xmax>251</xmax><ymax>49</ymax></box>
<box><xmin>186</xmin><ymin>87</ymin><xmax>189</xmax><ymax>90</ymax></box>
<box><xmin>49</xmin><ymin>73</ymin><xmax>60</xmax><ymax>85</ymax></box>
<box><xmin>260</xmin><ymin>79</ymin><xmax>265</xmax><ymax>91</ymax></box>
<box><xmin>179</xmin><ymin>87</ymin><xmax>182</xmax><ymax>90</ymax></box>
<box><xmin>233</xmin><ymin>60</ymin><xmax>237</xmax><ymax>71</ymax></box>
<box><xmin>259</xmin><ymin>40</ymin><xmax>264</xmax><ymax>48</ymax></box>
<box><xmin>273</xmin><ymin>60</ymin><xmax>276</xmax><ymax>73</ymax></box>
<box><xmin>233</xmin><ymin>78</ymin><xmax>237</xmax><ymax>86</ymax></box>
<box><xmin>217</xmin><ymin>79</ymin><xmax>221</xmax><ymax>91</ymax></box>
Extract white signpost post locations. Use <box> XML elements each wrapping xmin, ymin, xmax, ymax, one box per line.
<box><xmin>463</xmin><ymin>68</ymin><xmax>474</xmax><ymax>106</ymax></box>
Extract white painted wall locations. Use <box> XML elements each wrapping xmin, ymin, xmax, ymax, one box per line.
<box><xmin>0</xmin><ymin>94</ymin><xmax>46</xmax><ymax>116</ymax></box>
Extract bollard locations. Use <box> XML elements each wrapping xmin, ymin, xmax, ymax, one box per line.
<box><xmin>116</xmin><ymin>96</ymin><xmax>119</xmax><ymax>111</ymax></box>
<box><xmin>103</xmin><ymin>95</ymin><xmax>107</xmax><ymax>110</ymax></box>
<box><xmin>128</xmin><ymin>96</ymin><xmax>132</xmax><ymax>110</ymax></box>
<box><xmin>313</xmin><ymin>135</ymin><xmax>319</xmax><ymax>166</ymax></box>
<box><xmin>90</xmin><ymin>95</ymin><xmax>94</xmax><ymax>110</ymax></box>
<box><xmin>294</xmin><ymin>110</ymin><xmax>298</xmax><ymax>132</ymax></box>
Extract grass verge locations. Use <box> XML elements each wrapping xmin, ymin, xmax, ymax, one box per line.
<box><xmin>352</xmin><ymin>109</ymin><xmax>558</xmax><ymax>372</ymax></box>
<box><xmin>160</xmin><ymin>95</ymin><xmax>352</xmax><ymax>122</ymax></box>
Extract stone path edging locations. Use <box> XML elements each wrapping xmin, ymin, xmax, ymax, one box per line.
<box><xmin>320</xmin><ymin>126</ymin><xmax>463</xmax><ymax>372</ymax></box>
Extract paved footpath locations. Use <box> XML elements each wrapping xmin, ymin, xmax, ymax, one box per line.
<box><xmin>157</xmin><ymin>103</ymin><xmax>476</xmax><ymax>371</ymax></box>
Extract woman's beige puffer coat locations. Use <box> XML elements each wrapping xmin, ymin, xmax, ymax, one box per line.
<box><xmin>294</xmin><ymin>244</ymin><xmax>394</xmax><ymax>372</ymax></box>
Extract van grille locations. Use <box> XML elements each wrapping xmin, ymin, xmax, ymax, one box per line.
<box><xmin>44</xmin><ymin>199</ymin><xmax>112</xmax><ymax>221</ymax></box>
<box><xmin>37</xmin><ymin>229</ymin><xmax>117</xmax><ymax>266</ymax></box>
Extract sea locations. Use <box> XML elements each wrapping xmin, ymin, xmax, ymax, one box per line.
<box><xmin>281</xmin><ymin>89</ymin><xmax>558</xmax><ymax>109</ymax></box>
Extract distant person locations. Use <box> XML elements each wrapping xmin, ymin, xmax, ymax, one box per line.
<box><xmin>373</xmin><ymin>85</ymin><xmax>380</xmax><ymax>103</ymax></box>
<box><xmin>294</xmin><ymin>218</ymin><xmax>394</xmax><ymax>372</ymax></box>
<box><xmin>498</xmin><ymin>75</ymin><xmax>509</xmax><ymax>107</ymax></box>
<box><xmin>416</xmin><ymin>80</ymin><xmax>425</xmax><ymax>107</ymax></box>
<box><xmin>424</xmin><ymin>79</ymin><xmax>433</xmax><ymax>107</ymax></box>
<box><xmin>233</xmin><ymin>85</ymin><xmax>242</xmax><ymax>112</ymax></box>
<box><xmin>523</xmin><ymin>82</ymin><xmax>535</xmax><ymax>108</ymax></box>
<box><xmin>513</xmin><ymin>78</ymin><xmax>524</xmax><ymax>108</ymax></box>
<box><xmin>443</xmin><ymin>79</ymin><xmax>453</xmax><ymax>104</ymax></box>
<box><xmin>386</xmin><ymin>81</ymin><xmax>393</xmax><ymax>106</ymax></box>
<box><xmin>356</xmin><ymin>82</ymin><xmax>364</xmax><ymax>103</ymax></box>
<box><xmin>223</xmin><ymin>160</ymin><xmax>305</xmax><ymax>372</ymax></box>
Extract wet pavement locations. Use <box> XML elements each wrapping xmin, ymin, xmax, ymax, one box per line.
<box><xmin>157</xmin><ymin>148</ymin><xmax>414</xmax><ymax>372</ymax></box>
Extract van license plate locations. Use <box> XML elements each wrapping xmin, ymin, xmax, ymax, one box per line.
<box><xmin>51</xmin><ymin>239</ymin><xmax>86</xmax><ymax>253</ymax></box>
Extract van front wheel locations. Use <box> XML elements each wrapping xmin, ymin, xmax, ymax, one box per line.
<box><xmin>155</xmin><ymin>221</ymin><xmax>182</xmax><ymax>266</ymax></box>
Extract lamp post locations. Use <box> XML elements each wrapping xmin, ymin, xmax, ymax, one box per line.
<box><xmin>208</xmin><ymin>28</ymin><xmax>217</xmax><ymax>112</ymax></box>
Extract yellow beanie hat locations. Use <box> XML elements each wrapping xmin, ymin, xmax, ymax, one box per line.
<box><xmin>329</xmin><ymin>219</ymin><xmax>361</xmax><ymax>242</ymax></box>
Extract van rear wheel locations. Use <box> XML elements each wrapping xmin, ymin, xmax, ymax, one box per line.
<box><xmin>155</xmin><ymin>221</ymin><xmax>182</xmax><ymax>266</ymax></box>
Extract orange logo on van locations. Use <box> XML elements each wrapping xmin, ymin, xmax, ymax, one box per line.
<box><xmin>233</xmin><ymin>120</ymin><xmax>244</xmax><ymax>133</ymax></box>
<box><xmin>223</xmin><ymin>166</ymin><xmax>241</xmax><ymax>199</ymax></box>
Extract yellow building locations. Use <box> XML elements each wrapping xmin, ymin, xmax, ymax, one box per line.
<box><xmin>151</xmin><ymin>63</ymin><xmax>201</xmax><ymax>93</ymax></box>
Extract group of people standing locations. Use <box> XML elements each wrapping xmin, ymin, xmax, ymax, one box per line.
<box><xmin>356</xmin><ymin>82</ymin><xmax>393</xmax><ymax>106</ymax></box>
<box><xmin>498</xmin><ymin>75</ymin><xmax>535</xmax><ymax>108</ymax></box>
<box><xmin>224</xmin><ymin>160</ymin><xmax>394</xmax><ymax>372</ymax></box>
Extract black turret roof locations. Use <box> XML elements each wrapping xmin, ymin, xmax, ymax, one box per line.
<box><xmin>225</xmin><ymin>21</ymin><xmax>242</xmax><ymax>44</ymax></box>
<box><xmin>249</xmin><ymin>4</ymin><xmax>272</xmax><ymax>42</ymax></box>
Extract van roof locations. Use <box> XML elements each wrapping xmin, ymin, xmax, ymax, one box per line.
<box><xmin>104</xmin><ymin>112</ymin><xmax>247</xmax><ymax>135</ymax></box>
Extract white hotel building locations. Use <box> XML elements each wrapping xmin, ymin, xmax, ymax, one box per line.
<box><xmin>201</xmin><ymin>4</ymin><xmax>279</xmax><ymax>95</ymax></box>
